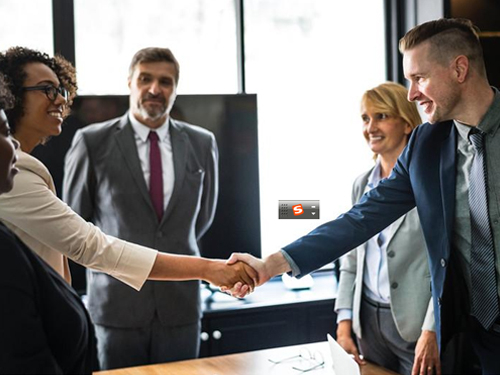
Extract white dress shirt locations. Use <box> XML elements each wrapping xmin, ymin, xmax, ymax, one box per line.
<box><xmin>129</xmin><ymin>113</ymin><xmax>175</xmax><ymax>211</ymax></box>
<box><xmin>362</xmin><ymin>161</ymin><xmax>392</xmax><ymax>304</ymax></box>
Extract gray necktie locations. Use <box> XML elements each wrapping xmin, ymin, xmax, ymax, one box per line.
<box><xmin>468</xmin><ymin>128</ymin><xmax>500</xmax><ymax>330</ymax></box>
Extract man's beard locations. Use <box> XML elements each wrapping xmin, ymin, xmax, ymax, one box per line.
<box><xmin>139</xmin><ymin>99</ymin><xmax>167</xmax><ymax>121</ymax></box>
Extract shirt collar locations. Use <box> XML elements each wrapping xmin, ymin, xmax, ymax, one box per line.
<box><xmin>454</xmin><ymin>120</ymin><xmax>473</xmax><ymax>143</ymax></box>
<box><xmin>454</xmin><ymin>87</ymin><xmax>500</xmax><ymax>142</ymax></box>
<box><xmin>128</xmin><ymin>112</ymin><xmax>170</xmax><ymax>142</ymax></box>
<box><xmin>367</xmin><ymin>159</ymin><xmax>382</xmax><ymax>189</ymax></box>
<box><xmin>477</xmin><ymin>87</ymin><xmax>500</xmax><ymax>136</ymax></box>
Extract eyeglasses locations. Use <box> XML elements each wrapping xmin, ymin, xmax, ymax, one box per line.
<box><xmin>269</xmin><ymin>348</ymin><xmax>325</xmax><ymax>372</ymax></box>
<box><xmin>22</xmin><ymin>85</ymin><xmax>68</xmax><ymax>102</ymax></box>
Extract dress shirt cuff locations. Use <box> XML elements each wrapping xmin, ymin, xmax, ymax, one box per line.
<box><xmin>422</xmin><ymin>299</ymin><xmax>436</xmax><ymax>332</ymax></box>
<box><xmin>336</xmin><ymin>309</ymin><xmax>353</xmax><ymax>323</ymax></box>
<box><xmin>110</xmin><ymin>243</ymin><xmax>158</xmax><ymax>291</ymax></box>
<box><xmin>280</xmin><ymin>249</ymin><xmax>301</xmax><ymax>277</ymax></box>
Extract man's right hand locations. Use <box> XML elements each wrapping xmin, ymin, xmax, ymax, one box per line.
<box><xmin>226</xmin><ymin>253</ymin><xmax>271</xmax><ymax>286</ymax></box>
<box><xmin>205</xmin><ymin>259</ymin><xmax>257</xmax><ymax>294</ymax></box>
<box><xmin>222</xmin><ymin>251</ymin><xmax>293</xmax><ymax>298</ymax></box>
<box><xmin>336</xmin><ymin>320</ymin><xmax>366</xmax><ymax>365</ymax></box>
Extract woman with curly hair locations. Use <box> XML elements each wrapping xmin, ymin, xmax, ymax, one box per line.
<box><xmin>0</xmin><ymin>72</ymin><xmax>95</xmax><ymax>374</ymax></box>
<box><xmin>0</xmin><ymin>47</ymin><xmax>254</xmax><ymax>297</ymax></box>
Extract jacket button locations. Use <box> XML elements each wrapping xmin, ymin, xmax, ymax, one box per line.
<box><xmin>391</xmin><ymin>282</ymin><xmax>398</xmax><ymax>289</ymax></box>
<box><xmin>387</xmin><ymin>251</ymin><xmax>395</xmax><ymax>258</ymax></box>
<box><xmin>440</xmin><ymin>258</ymin><xmax>447</xmax><ymax>267</ymax></box>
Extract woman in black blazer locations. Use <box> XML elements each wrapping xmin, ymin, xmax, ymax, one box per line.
<box><xmin>0</xmin><ymin>74</ymin><xmax>95</xmax><ymax>374</ymax></box>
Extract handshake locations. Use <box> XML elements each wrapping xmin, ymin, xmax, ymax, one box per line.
<box><xmin>203</xmin><ymin>252</ymin><xmax>292</xmax><ymax>298</ymax></box>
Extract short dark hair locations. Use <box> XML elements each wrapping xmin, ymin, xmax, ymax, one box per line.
<box><xmin>399</xmin><ymin>18</ymin><xmax>486</xmax><ymax>77</ymax></box>
<box><xmin>0</xmin><ymin>73</ymin><xmax>14</xmax><ymax>111</ymax></box>
<box><xmin>0</xmin><ymin>47</ymin><xmax>77</xmax><ymax>133</ymax></box>
<box><xmin>128</xmin><ymin>47</ymin><xmax>180</xmax><ymax>84</ymax></box>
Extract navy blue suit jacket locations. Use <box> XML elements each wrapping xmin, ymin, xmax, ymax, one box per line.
<box><xmin>284</xmin><ymin>119</ymin><xmax>467</xmax><ymax>348</ymax></box>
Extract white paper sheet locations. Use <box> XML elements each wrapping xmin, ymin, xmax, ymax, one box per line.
<box><xmin>327</xmin><ymin>334</ymin><xmax>361</xmax><ymax>375</ymax></box>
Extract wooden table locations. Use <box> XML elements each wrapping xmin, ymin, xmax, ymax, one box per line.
<box><xmin>94</xmin><ymin>341</ymin><xmax>400</xmax><ymax>375</ymax></box>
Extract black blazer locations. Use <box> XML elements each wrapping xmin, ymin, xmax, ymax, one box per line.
<box><xmin>0</xmin><ymin>223</ymin><xmax>95</xmax><ymax>374</ymax></box>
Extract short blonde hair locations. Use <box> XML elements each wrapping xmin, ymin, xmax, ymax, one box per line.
<box><xmin>361</xmin><ymin>82</ymin><xmax>421</xmax><ymax>130</ymax></box>
<box><xmin>361</xmin><ymin>82</ymin><xmax>422</xmax><ymax>159</ymax></box>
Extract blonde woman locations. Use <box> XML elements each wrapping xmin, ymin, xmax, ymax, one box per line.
<box><xmin>334</xmin><ymin>82</ymin><xmax>439</xmax><ymax>375</ymax></box>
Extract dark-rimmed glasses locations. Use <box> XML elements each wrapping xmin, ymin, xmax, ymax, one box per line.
<box><xmin>22</xmin><ymin>85</ymin><xmax>68</xmax><ymax>102</ymax></box>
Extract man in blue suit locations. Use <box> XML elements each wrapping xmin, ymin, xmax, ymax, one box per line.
<box><xmin>229</xmin><ymin>18</ymin><xmax>500</xmax><ymax>374</ymax></box>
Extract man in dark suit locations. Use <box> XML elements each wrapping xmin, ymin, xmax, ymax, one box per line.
<box><xmin>229</xmin><ymin>18</ymin><xmax>500</xmax><ymax>374</ymax></box>
<box><xmin>63</xmin><ymin>47</ymin><xmax>218</xmax><ymax>370</ymax></box>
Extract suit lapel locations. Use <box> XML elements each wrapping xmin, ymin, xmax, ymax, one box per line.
<box><xmin>161</xmin><ymin>119</ymin><xmax>188</xmax><ymax>225</ymax></box>
<box><xmin>361</xmin><ymin>166</ymin><xmax>406</xmax><ymax>246</ymax></box>
<box><xmin>114</xmin><ymin>114</ymin><xmax>156</xmax><ymax>215</ymax></box>
<box><xmin>439</xmin><ymin>121</ymin><xmax>457</xmax><ymax>249</ymax></box>
<box><xmin>385</xmin><ymin>215</ymin><xmax>406</xmax><ymax>247</ymax></box>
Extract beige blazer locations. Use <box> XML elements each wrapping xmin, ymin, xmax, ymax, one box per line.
<box><xmin>335</xmin><ymin>167</ymin><xmax>435</xmax><ymax>342</ymax></box>
<box><xmin>0</xmin><ymin>150</ymin><xmax>157</xmax><ymax>290</ymax></box>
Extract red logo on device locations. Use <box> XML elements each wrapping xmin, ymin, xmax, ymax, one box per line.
<box><xmin>293</xmin><ymin>204</ymin><xmax>304</xmax><ymax>216</ymax></box>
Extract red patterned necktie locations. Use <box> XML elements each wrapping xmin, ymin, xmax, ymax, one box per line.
<box><xmin>148</xmin><ymin>131</ymin><xmax>164</xmax><ymax>221</ymax></box>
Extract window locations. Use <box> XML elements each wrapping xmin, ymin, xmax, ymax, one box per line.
<box><xmin>0</xmin><ymin>0</ymin><xmax>53</xmax><ymax>55</ymax></box>
<box><xmin>245</xmin><ymin>0</ymin><xmax>386</xmax><ymax>257</ymax></box>
<box><xmin>74</xmin><ymin>0</ymin><xmax>238</xmax><ymax>94</ymax></box>
<box><xmin>8</xmin><ymin>0</ymin><xmax>388</xmax><ymax>262</ymax></box>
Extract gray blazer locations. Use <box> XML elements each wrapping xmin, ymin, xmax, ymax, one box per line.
<box><xmin>335</xmin><ymin>167</ymin><xmax>434</xmax><ymax>342</ymax></box>
<box><xmin>63</xmin><ymin>113</ymin><xmax>218</xmax><ymax>328</ymax></box>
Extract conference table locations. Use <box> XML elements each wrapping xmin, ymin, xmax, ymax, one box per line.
<box><xmin>94</xmin><ymin>341</ymin><xmax>400</xmax><ymax>375</ymax></box>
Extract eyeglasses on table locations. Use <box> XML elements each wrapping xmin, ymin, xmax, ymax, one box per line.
<box><xmin>268</xmin><ymin>347</ymin><xmax>325</xmax><ymax>372</ymax></box>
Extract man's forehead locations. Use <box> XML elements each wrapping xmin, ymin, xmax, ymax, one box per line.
<box><xmin>133</xmin><ymin>61</ymin><xmax>176</xmax><ymax>77</ymax></box>
<box><xmin>402</xmin><ymin>45</ymin><xmax>430</xmax><ymax>76</ymax></box>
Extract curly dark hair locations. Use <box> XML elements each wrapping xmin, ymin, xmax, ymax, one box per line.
<box><xmin>0</xmin><ymin>46</ymin><xmax>77</xmax><ymax>133</ymax></box>
<box><xmin>0</xmin><ymin>73</ymin><xmax>14</xmax><ymax>111</ymax></box>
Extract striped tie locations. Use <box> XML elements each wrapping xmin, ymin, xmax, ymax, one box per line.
<box><xmin>468</xmin><ymin>128</ymin><xmax>500</xmax><ymax>330</ymax></box>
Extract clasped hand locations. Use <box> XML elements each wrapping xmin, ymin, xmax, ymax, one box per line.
<box><xmin>209</xmin><ymin>252</ymin><xmax>287</xmax><ymax>298</ymax></box>
<box><xmin>218</xmin><ymin>253</ymin><xmax>272</xmax><ymax>298</ymax></box>
<box><xmin>202</xmin><ymin>253</ymin><xmax>270</xmax><ymax>298</ymax></box>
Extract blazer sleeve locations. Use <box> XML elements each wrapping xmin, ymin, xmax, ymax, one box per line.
<box><xmin>62</xmin><ymin>130</ymin><xmax>96</xmax><ymax>222</ymax></box>
<box><xmin>0</xmin><ymin>149</ymin><xmax>157</xmax><ymax>291</ymax></box>
<box><xmin>195</xmin><ymin>132</ymin><xmax>219</xmax><ymax>240</ymax></box>
<box><xmin>0</xmin><ymin>235</ymin><xmax>63</xmax><ymax>374</ymax></box>
<box><xmin>283</xmin><ymin>143</ymin><xmax>416</xmax><ymax>277</ymax></box>
<box><xmin>335</xmin><ymin>248</ymin><xmax>357</xmax><ymax>311</ymax></box>
<box><xmin>335</xmin><ymin>174</ymin><xmax>367</xmax><ymax>312</ymax></box>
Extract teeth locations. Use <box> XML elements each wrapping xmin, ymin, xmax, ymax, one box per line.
<box><xmin>49</xmin><ymin>112</ymin><xmax>62</xmax><ymax>118</ymax></box>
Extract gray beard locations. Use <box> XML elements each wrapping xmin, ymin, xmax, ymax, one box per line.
<box><xmin>139</xmin><ymin>106</ymin><xmax>167</xmax><ymax>122</ymax></box>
